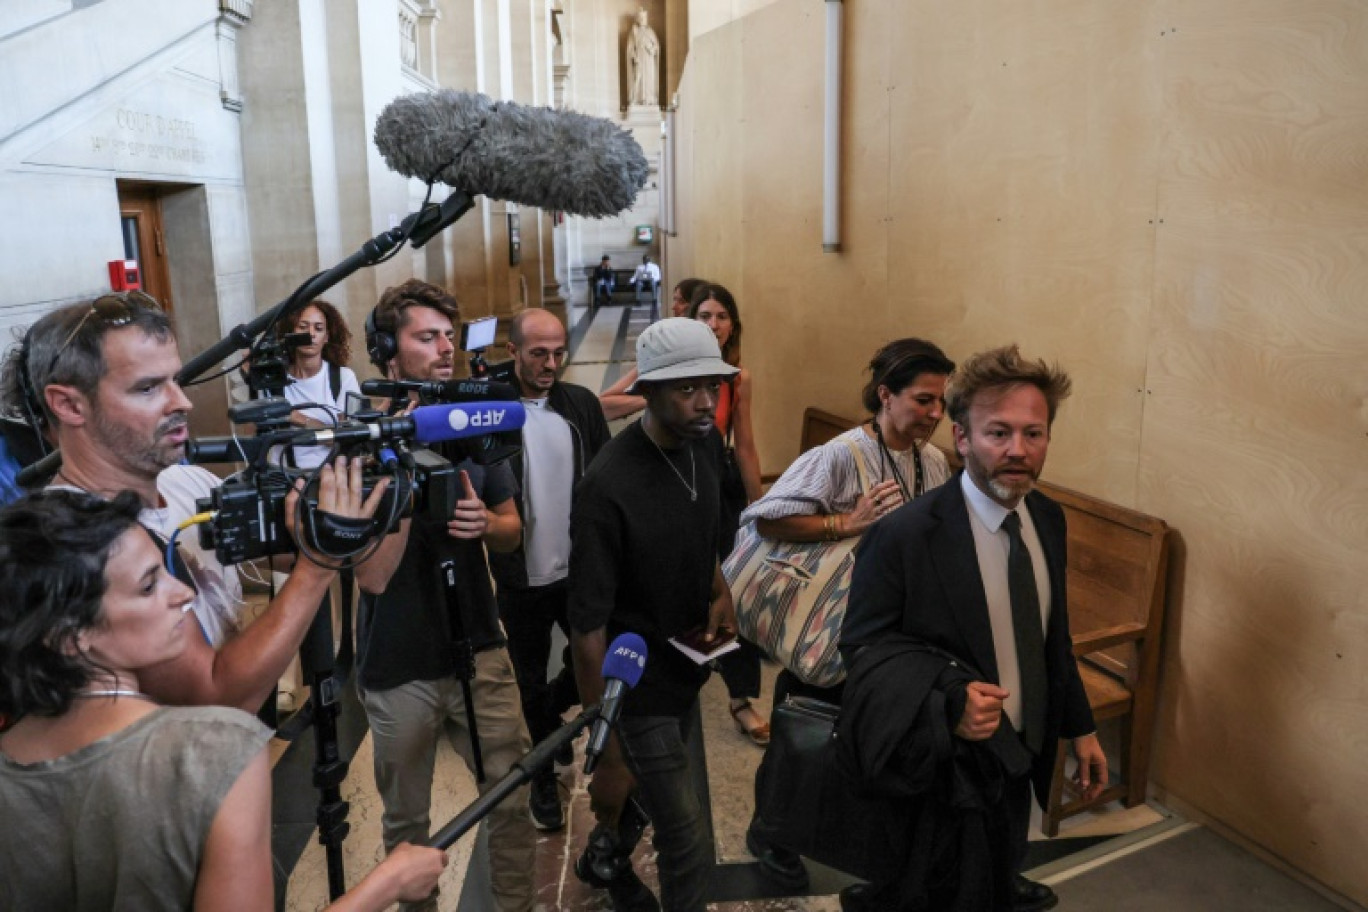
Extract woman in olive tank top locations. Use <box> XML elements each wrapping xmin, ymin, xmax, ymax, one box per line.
<box><xmin>0</xmin><ymin>490</ymin><xmax>446</xmax><ymax>912</ymax></box>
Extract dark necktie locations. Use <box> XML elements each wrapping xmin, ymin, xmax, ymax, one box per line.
<box><xmin>1003</xmin><ymin>511</ymin><xmax>1047</xmax><ymax>754</ymax></box>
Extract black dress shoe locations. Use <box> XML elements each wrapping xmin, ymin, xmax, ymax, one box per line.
<box><xmin>745</xmin><ymin>825</ymin><xmax>810</xmax><ymax>891</ymax></box>
<box><xmin>838</xmin><ymin>883</ymin><xmax>875</xmax><ymax>911</ymax></box>
<box><xmin>1013</xmin><ymin>875</ymin><xmax>1059</xmax><ymax>912</ymax></box>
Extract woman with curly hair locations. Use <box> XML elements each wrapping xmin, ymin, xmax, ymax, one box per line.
<box><xmin>276</xmin><ymin>298</ymin><xmax>362</xmax><ymax>468</ymax></box>
<box><xmin>0</xmin><ymin>490</ymin><xmax>446</xmax><ymax>911</ymax></box>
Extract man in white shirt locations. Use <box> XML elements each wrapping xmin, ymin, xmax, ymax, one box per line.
<box><xmin>2</xmin><ymin>292</ymin><xmax>384</xmax><ymax>709</ymax></box>
<box><xmin>842</xmin><ymin>345</ymin><xmax>1106</xmax><ymax>912</ymax></box>
<box><xmin>631</xmin><ymin>255</ymin><xmax>662</xmax><ymax>304</ymax></box>
<box><xmin>489</xmin><ymin>308</ymin><xmax>611</xmax><ymax>831</ymax></box>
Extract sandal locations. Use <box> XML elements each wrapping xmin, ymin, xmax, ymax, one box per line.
<box><xmin>729</xmin><ymin>699</ymin><xmax>771</xmax><ymax>747</ymax></box>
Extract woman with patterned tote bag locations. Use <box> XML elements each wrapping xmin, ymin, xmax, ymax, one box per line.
<box><xmin>727</xmin><ymin>337</ymin><xmax>957</xmax><ymax>891</ymax></box>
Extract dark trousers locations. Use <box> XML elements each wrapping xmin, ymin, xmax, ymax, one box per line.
<box><xmin>1006</xmin><ymin>768</ymin><xmax>1033</xmax><ymax>874</ymax></box>
<box><xmin>617</xmin><ymin>708</ymin><xmax>713</xmax><ymax>912</ymax></box>
<box><xmin>716</xmin><ymin>637</ymin><xmax>763</xmax><ymax>701</ymax></box>
<box><xmin>496</xmin><ymin>582</ymin><xmax>579</xmax><ymax>754</ymax></box>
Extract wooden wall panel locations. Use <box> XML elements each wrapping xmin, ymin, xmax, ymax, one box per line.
<box><xmin>674</xmin><ymin>0</ymin><xmax>1368</xmax><ymax>903</ymax></box>
<box><xmin>1141</xmin><ymin>0</ymin><xmax>1368</xmax><ymax>899</ymax></box>
<box><xmin>884</xmin><ymin>1</ymin><xmax>1162</xmax><ymax>504</ymax></box>
<box><xmin>735</xmin><ymin>0</ymin><xmax>890</xmax><ymax>469</ymax></box>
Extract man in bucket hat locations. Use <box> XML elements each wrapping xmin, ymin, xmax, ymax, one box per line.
<box><xmin>568</xmin><ymin>318</ymin><xmax>740</xmax><ymax>912</ymax></box>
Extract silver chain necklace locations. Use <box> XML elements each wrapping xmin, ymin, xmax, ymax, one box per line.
<box><xmin>74</xmin><ymin>689</ymin><xmax>153</xmax><ymax>701</ymax></box>
<box><xmin>646</xmin><ymin>434</ymin><xmax>697</xmax><ymax>502</ymax></box>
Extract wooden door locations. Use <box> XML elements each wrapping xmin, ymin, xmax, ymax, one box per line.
<box><xmin>116</xmin><ymin>183</ymin><xmax>174</xmax><ymax>316</ymax></box>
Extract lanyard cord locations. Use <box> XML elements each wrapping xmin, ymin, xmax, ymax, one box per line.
<box><xmin>872</xmin><ymin>419</ymin><xmax>924</xmax><ymax>499</ymax></box>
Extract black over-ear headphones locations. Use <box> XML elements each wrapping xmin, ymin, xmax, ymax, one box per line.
<box><xmin>16</xmin><ymin>332</ymin><xmax>51</xmax><ymax>455</ymax></box>
<box><xmin>365</xmin><ymin>305</ymin><xmax>397</xmax><ymax>370</ymax></box>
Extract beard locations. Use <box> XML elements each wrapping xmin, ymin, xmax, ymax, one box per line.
<box><xmin>986</xmin><ymin>463</ymin><xmax>1038</xmax><ymax>503</ymax></box>
<box><xmin>517</xmin><ymin>362</ymin><xmax>555</xmax><ymax>394</ymax></box>
<box><xmin>987</xmin><ymin>473</ymin><xmax>1035</xmax><ymax>503</ymax></box>
<box><xmin>92</xmin><ymin>410</ymin><xmax>187</xmax><ymax>477</ymax></box>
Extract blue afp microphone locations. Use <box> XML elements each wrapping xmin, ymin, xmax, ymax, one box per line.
<box><xmin>583</xmin><ymin>633</ymin><xmax>647</xmax><ymax>775</ymax></box>
<box><xmin>292</xmin><ymin>400</ymin><xmax>526</xmax><ymax>448</ymax></box>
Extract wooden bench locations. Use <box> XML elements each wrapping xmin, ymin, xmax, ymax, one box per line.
<box><xmin>1034</xmin><ymin>478</ymin><xmax>1169</xmax><ymax>835</ymax></box>
<box><xmin>581</xmin><ymin>265</ymin><xmax>658</xmax><ymax>307</ymax></box>
<box><xmin>768</xmin><ymin>407</ymin><xmax>1170</xmax><ymax>835</ymax></box>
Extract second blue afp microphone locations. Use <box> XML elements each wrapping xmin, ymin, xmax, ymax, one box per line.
<box><xmin>295</xmin><ymin>400</ymin><xmax>526</xmax><ymax>448</ymax></box>
<box><xmin>583</xmin><ymin>633</ymin><xmax>648</xmax><ymax>775</ymax></box>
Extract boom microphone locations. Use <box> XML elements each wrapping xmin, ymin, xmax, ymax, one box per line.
<box><xmin>360</xmin><ymin>377</ymin><xmax>519</xmax><ymax>403</ymax></box>
<box><xmin>373</xmin><ymin>90</ymin><xmax>649</xmax><ymax>218</ymax></box>
<box><xmin>583</xmin><ymin>633</ymin><xmax>647</xmax><ymax>775</ymax></box>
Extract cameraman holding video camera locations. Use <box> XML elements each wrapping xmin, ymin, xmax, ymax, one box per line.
<box><xmin>353</xmin><ymin>279</ymin><xmax>535</xmax><ymax>912</ymax></box>
<box><xmin>0</xmin><ymin>291</ymin><xmax>388</xmax><ymax>713</ymax></box>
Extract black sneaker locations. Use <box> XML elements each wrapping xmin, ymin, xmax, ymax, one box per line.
<box><xmin>529</xmin><ymin>772</ymin><xmax>564</xmax><ymax>832</ymax></box>
<box><xmin>554</xmin><ymin>737</ymin><xmax>575</xmax><ymax>767</ymax></box>
<box><xmin>574</xmin><ymin>849</ymin><xmax>660</xmax><ymax>912</ymax></box>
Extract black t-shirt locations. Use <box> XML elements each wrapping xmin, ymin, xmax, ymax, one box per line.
<box><xmin>568</xmin><ymin>420</ymin><xmax>722</xmax><ymax>717</ymax></box>
<box><xmin>357</xmin><ymin>451</ymin><xmax>517</xmax><ymax>692</ymax></box>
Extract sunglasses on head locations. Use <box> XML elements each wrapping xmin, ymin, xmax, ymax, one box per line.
<box><xmin>56</xmin><ymin>290</ymin><xmax>163</xmax><ymax>355</ymax></box>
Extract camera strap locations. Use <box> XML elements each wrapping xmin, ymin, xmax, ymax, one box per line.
<box><xmin>305</xmin><ymin>510</ymin><xmax>376</xmax><ymax>554</ymax></box>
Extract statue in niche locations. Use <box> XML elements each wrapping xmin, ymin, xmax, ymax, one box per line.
<box><xmin>626</xmin><ymin>8</ymin><xmax>660</xmax><ymax>108</ymax></box>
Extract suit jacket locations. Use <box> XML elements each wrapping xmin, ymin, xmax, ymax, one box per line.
<box><xmin>841</xmin><ymin>472</ymin><xmax>1095</xmax><ymax>804</ymax></box>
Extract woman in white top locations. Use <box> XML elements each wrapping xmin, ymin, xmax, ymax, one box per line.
<box><xmin>738</xmin><ymin>336</ymin><xmax>958</xmax><ymax>704</ymax></box>
<box><xmin>277</xmin><ymin>299</ymin><xmax>362</xmax><ymax>469</ymax></box>
<box><xmin>272</xmin><ymin>299</ymin><xmax>362</xmax><ymax>709</ymax></box>
<box><xmin>739</xmin><ymin>337</ymin><xmax>956</xmax><ymax>891</ymax></box>
<box><xmin>0</xmin><ymin>490</ymin><xmax>446</xmax><ymax>911</ymax></box>
<box><xmin>741</xmin><ymin>337</ymin><xmax>956</xmax><ymax>546</ymax></box>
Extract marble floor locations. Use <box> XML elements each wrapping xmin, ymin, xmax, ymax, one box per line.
<box><xmin>268</xmin><ymin>299</ymin><xmax>1241</xmax><ymax>910</ymax></box>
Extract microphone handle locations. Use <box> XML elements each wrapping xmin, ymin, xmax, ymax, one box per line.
<box><xmin>582</xmin><ymin>678</ymin><xmax>627</xmax><ymax>775</ymax></box>
<box><xmin>177</xmin><ymin>219</ymin><xmax>409</xmax><ymax>386</ymax></box>
<box><xmin>15</xmin><ymin>447</ymin><xmax>62</xmax><ymax>487</ymax></box>
<box><xmin>428</xmin><ymin>705</ymin><xmax>599</xmax><ymax>850</ymax></box>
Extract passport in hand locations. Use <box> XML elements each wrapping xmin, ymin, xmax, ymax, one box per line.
<box><xmin>669</xmin><ymin>625</ymin><xmax>741</xmax><ymax>664</ymax></box>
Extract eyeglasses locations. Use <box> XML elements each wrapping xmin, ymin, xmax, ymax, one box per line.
<box><xmin>56</xmin><ymin>290</ymin><xmax>163</xmax><ymax>356</ymax></box>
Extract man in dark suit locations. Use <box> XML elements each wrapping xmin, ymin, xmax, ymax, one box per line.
<box><xmin>841</xmin><ymin>345</ymin><xmax>1107</xmax><ymax>912</ymax></box>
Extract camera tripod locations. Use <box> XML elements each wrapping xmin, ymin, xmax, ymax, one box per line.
<box><xmin>272</xmin><ymin>575</ymin><xmax>356</xmax><ymax>902</ymax></box>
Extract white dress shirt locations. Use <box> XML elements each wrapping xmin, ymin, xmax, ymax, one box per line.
<box><xmin>960</xmin><ymin>471</ymin><xmax>1052</xmax><ymax>735</ymax></box>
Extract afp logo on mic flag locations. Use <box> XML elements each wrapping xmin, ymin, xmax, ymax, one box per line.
<box><xmin>447</xmin><ymin>407</ymin><xmax>509</xmax><ymax>432</ymax></box>
<box><xmin>613</xmin><ymin>643</ymin><xmax>646</xmax><ymax>669</ymax></box>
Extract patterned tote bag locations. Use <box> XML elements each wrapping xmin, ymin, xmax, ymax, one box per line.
<box><xmin>724</xmin><ymin>439</ymin><xmax>870</xmax><ymax>687</ymax></box>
